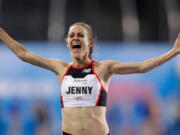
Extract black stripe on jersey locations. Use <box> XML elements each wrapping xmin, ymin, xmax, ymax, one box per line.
<box><xmin>66</xmin><ymin>66</ymin><xmax>93</xmax><ymax>78</ymax></box>
<box><xmin>96</xmin><ymin>88</ymin><xmax>107</xmax><ymax>106</ymax></box>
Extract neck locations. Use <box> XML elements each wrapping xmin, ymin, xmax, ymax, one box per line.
<box><xmin>72</xmin><ymin>56</ymin><xmax>91</xmax><ymax>67</ymax></box>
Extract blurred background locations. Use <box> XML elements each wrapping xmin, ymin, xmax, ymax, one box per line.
<box><xmin>0</xmin><ymin>0</ymin><xmax>180</xmax><ymax>135</ymax></box>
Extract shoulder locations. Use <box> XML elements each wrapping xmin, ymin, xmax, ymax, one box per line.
<box><xmin>93</xmin><ymin>60</ymin><xmax>119</xmax><ymax>82</ymax></box>
<box><xmin>49</xmin><ymin>59</ymin><xmax>70</xmax><ymax>74</ymax></box>
<box><xmin>93</xmin><ymin>60</ymin><xmax>120</xmax><ymax>73</ymax></box>
<box><xmin>94</xmin><ymin>60</ymin><xmax>123</xmax><ymax>68</ymax></box>
<box><xmin>94</xmin><ymin>60</ymin><xmax>125</xmax><ymax>75</ymax></box>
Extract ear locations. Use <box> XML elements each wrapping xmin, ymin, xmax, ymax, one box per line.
<box><xmin>89</xmin><ymin>39</ymin><xmax>94</xmax><ymax>47</ymax></box>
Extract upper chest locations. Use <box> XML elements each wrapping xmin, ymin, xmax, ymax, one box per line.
<box><xmin>65</xmin><ymin>61</ymin><xmax>108</xmax><ymax>79</ymax></box>
<box><xmin>59</xmin><ymin>61</ymin><xmax>110</xmax><ymax>89</ymax></box>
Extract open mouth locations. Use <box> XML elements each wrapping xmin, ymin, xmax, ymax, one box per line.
<box><xmin>72</xmin><ymin>44</ymin><xmax>81</xmax><ymax>49</ymax></box>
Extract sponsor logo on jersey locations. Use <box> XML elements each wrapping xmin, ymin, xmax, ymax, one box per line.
<box><xmin>82</xmin><ymin>68</ymin><xmax>91</xmax><ymax>73</ymax></box>
<box><xmin>75</xmin><ymin>96</ymin><xmax>83</xmax><ymax>100</ymax></box>
<box><xmin>74</xmin><ymin>79</ymin><xmax>87</xmax><ymax>82</ymax></box>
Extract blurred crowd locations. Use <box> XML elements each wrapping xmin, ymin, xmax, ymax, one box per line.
<box><xmin>0</xmin><ymin>91</ymin><xmax>179</xmax><ymax>135</ymax></box>
<box><xmin>107</xmin><ymin>92</ymin><xmax>180</xmax><ymax>135</ymax></box>
<box><xmin>0</xmin><ymin>98</ymin><xmax>60</xmax><ymax>135</ymax></box>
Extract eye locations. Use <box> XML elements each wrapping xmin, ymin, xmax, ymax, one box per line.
<box><xmin>78</xmin><ymin>33</ymin><xmax>84</xmax><ymax>37</ymax></box>
<box><xmin>80</xmin><ymin>34</ymin><xmax>84</xmax><ymax>37</ymax></box>
<box><xmin>69</xmin><ymin>33</ymin><xmax>74</xmax><ymax>38</ymax></box>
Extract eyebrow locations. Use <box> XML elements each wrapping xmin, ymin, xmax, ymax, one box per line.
<box><xmin>69</xmin><ymin>32</ymin><xmax>84</xmax><ymax>35</ymax></box>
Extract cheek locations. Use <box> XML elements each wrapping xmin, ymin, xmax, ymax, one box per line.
<box><xmin>66</xmin><ymin>40</ymin><xmax>71</xmax><ymax>47</ymax></box>
<box><xmin>82</xmin><ymin>41</ymin><xmax>89</xmax><ymax>51</ymax></box>
<box><xmin>83</xmin><ymin>38</ymin><xmax>89</xmax><ymax>47</ymax></box>
<box><xmin>67</xmin><ymin>39</ymin><xmax>70</xmax><ymax>44</ymax></box>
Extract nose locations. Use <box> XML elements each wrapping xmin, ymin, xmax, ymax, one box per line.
<box><xmin>73</xmin><ymin>35</ymin><xmax>80</xmax><ymax>40</ymax></box>
<box><xmin>71</xmin><ymin>38</ymin><xmax>81</xmax><ymax>45</ymax></box>
<box><xmin>72</xmin><ymin>37</ymin><xmax>80</xmax><ymax>41</ymax></box>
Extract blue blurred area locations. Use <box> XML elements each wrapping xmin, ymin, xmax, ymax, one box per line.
<box><xmin>0</xmin><ymin>42</ymin><xmax>179</xmax><ymax>135</ymax></box>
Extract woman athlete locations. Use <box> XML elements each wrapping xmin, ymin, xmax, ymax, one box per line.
<box><xmin>0</xmin><ymin>22</ymin><xmax>180</xmax><ymax>135</ymax></box>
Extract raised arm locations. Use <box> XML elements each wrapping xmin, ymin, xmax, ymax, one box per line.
<box><xmin>107</xmin><ymin>33</ymin><xmax>180</xmax><ymax>75</ymax></box>
<box><xmin>0</xmin><ymin>28</ymin><xmax>67</xmax><ymax>74</ymax></box>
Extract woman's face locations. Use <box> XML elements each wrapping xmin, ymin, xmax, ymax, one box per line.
<box><xmin>66</xmin><ymin>25</ymin><xmax>92</xmax><ymax>59</ymax></box>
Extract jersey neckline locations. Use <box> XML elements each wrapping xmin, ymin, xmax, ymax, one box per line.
<box><xmin>71</xmin><ymin>60</ymin><xmax>94</xmax><ymax>69</ymax></box>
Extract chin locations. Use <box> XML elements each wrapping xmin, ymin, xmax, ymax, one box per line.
<box><xmin>73</xmin><ymin>54</ymin><xmax>81</xmax><ymax>60</ymax></box>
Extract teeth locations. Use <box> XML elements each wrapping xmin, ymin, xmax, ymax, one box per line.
<box><xmin>72</xmin><ymin>41</ymin><xmax>79</xmax><ymax>44</ymax></box>
<box><xmin>71</xmin><ymin>40</ymin><xmax>81</xmax><ymax>49</ymax></box>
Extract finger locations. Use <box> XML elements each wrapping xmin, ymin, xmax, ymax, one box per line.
<box><xmin>177</xmin><ymin>33</ymin><xmax>180</xmax><ymax>40</ymax></box>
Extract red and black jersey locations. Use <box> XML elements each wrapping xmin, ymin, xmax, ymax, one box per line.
<box><xmin>60</xmin><ymin>60</ymin><xmax>107</xmax><ymax>108</ymax></box>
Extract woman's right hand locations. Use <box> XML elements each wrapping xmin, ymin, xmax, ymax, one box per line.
<box><xmin>0</xmin><ymin>28</ymin><xmax>3</xmax><ymax>39</ymax></box>
<box><xmin>172</xmin><ymin>33</ymin><xmax>180</xmax><ymax>55</ymax></box>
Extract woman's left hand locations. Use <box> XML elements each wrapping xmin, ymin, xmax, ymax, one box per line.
<box><xmin>173</xmin><ymin>33</ymin><xmax>180</xmax><ymax>55</ymax></box>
